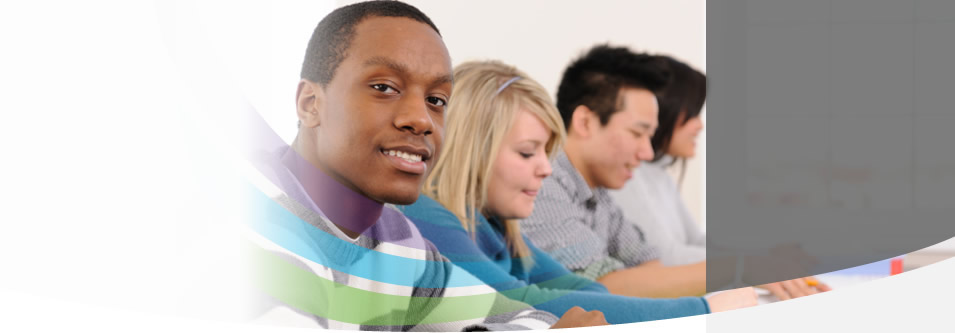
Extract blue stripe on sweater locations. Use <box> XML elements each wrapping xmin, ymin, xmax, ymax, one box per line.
<box><xmin>246</xmin><ymin>184</ymin><xmax>492</xmax><ymax>288</ymax></box>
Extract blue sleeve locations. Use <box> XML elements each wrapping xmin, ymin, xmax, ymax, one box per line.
<box><xmin>399</xmin><ymin>196</ymin><xmax>546</xmax><ymax>289</ymax></box>
<box><xmin>524</xmin><ymin>235</ymin><xmax>608</xmax><ymax>293</ymax></box>
<box><xmin>522</xmin><ymin>235</ymin><xmax>710</xmax><ymax>323</ymax></box>
<box><xmin>399</xmin><ymin>195</ymin><xmax>711</xmax><ymax>324</ymax></box>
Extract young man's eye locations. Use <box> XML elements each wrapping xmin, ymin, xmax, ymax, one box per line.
<box><xmin>371</xmin><ymin>83</ymin><xmax>398</xmax><ymax>94</ymax></box>
<box><xmin>426</xmin><ymin>96</ymin><xmax>447</xmax><ymax>107</ymax></box>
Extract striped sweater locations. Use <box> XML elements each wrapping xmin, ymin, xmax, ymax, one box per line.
<box><xmin>244</xmin><ymin>146</ymin><xmax>557</xmax><ymax>331</ymax></box>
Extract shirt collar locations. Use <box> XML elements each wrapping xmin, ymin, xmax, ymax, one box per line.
<box><xmin>552</xmin><ymin>150</ymin><xmax>596</xmax><ymax>204</ymax></box>
<box><xmin>280</xmin><ymin>146</ymin><xmax>384</xmax><ymax>236</ymax></box>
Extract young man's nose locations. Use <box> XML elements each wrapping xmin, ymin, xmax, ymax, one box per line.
<box><xmin>394</xmin><ymin>96</ymin><xmax>435</xmax><ymax>135</ymax></box>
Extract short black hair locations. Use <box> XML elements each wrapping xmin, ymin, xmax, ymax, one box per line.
<box><xmin>555</xmin><ymin>45</ymin><xmax>669</xmax><ymax>130</ymax></box>
<box><xmin>300</xmin><ymin>0</ymin><xmax>440</xmax><ymax>85</ymax></box>
<box><xmin>650</xmin><ymin>55</ymin><xmax>707</xmax><ymax>162</ymax></box>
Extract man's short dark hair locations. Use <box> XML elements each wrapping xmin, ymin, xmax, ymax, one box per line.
<box><xmin>555</xmin><ymin>45</ymin><xmax>669</xmax><ymax>129</ymax></box>
<box><xmin>301</xmin><ymin>0</ymin><xmax>440</xmax><ymax>85</ymax></box>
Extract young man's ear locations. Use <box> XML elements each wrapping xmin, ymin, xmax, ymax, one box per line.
<box><xmin>569</xmin><ymin>104</ymin><xmax>596</xmax><ymax>139</ymax></box>
<box><xmin>296</xmin><ymin>79</ymin><xmax>324</xmax><ymax>128</ymax></box>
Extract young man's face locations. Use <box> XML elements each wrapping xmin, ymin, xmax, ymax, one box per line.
<box><xmin>583</xmin><ymin>87</ymin><xmax>658</xmax><ymax>189</ymax></box>
<box><xmin>309</xmin><ymin>16</ymin><xmax>452</xmax><ymax>205</ymax></box>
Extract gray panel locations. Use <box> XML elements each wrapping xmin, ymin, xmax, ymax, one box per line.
<box><xmin>707</xmin><ymin>0</ymin><xmax>955</xmax><ymax>294</ymax></box>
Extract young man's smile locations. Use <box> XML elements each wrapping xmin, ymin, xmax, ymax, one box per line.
<box><xmin>380</xmin><ymin>143</ymin><xmax>432</xmax><ymax>175</ymax></box>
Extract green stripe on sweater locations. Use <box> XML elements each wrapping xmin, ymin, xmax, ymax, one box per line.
<box><xmin>249</xmin><ymin>242</ymin><xmax>531</xmax><ymax>326</ymax></box>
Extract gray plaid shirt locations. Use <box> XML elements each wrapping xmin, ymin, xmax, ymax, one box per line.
<box><xmin>521</xmin><ymin>151</ymin><xmax>659</xmax><ymax>280</ymax></box>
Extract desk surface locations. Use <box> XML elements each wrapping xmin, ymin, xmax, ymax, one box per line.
<box><xmin>903</xmin><ymin>249</ymin><xmax>954</xmax><ymax>271</ymax></box>
<box><xmin>754</xmin><ymin>250</ymin><xmax>954</xmax><ymax>304</ymax></box>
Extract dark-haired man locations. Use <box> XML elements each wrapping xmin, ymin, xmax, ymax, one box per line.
<box><xmin>246</xmin><ymin>1</ymin><xmax>606</xmax><ymax>330</ymax></box>
<box><xmin>521</xmin><ymin>45</ymin><xmax>827</xmax><ymax>306</ymax></box>
<box><xmin>520</xmin><ymin>45</ymin><xmax>760</xmax><ymax>311</ymax></box>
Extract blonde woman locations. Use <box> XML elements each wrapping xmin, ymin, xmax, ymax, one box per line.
<box><xmin>398</xmin><ymin>61</ymin><xmax>755</xmax><ymax>324</ymax></box>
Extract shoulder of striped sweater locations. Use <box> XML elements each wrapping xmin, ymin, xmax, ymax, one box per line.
<box><xmin>380</xmin><ymin>204</ymin><xmax>443</xmax><ymax>260</ymax></box>
<box><xmin>382</xmin><ymin>204</ymin><xmax>423</xmax><ymax>236</ymax></box>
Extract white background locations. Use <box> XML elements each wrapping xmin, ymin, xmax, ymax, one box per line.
<box><xmin>1</xmin><ymin>1</ymin><xmax>952</xmax><ymax>332</ymax></box>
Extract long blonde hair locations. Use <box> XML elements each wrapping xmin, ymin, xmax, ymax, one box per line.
<box><xmin>423</xmin><ymin>61</ymin><xmax>566</xmax><ymax>259</ymax></box>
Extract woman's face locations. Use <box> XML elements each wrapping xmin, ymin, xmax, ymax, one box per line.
<box><xmin>666</xmin><ymin>112</ymin><xmax>704</xmax><ymax>158</ymax></box>
<box><xmin>484</xmin><ymin>109</ymin><xmax>553</xmax><ymax>220</ymax></box>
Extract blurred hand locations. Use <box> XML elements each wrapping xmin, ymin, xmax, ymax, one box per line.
<box><xmin>759</xmin><ymin>276</ymin><xmax>832</xmax><ymax>300</ymax></box>
<box><xmin>706</xmin><ymin>287</ymin><xmax>758</xmax><ymax>312</ymax></box>
<box><xmin>550</xmin><ymin>306</ymin><xmax>609</xmax><ymax>329</ymax></box>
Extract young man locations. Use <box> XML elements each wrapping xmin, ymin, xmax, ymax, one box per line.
<box><xmin>244</xmin><ymin>1</ymin><xmax>605</xmax><ymax>330</ymax></box>
<box><xmin>520</xmin><ymin>45</ymin><xmax>823</xmax><ymax>300</ymax></box>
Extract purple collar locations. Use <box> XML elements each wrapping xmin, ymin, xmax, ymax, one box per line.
<box><xmin>280</xmin><ymin>147</ymin><xmax>383</xmax><ymax>236</ymax></box>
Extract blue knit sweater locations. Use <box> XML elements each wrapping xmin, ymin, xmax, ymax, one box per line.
<box><xmin>399</xmin><ymin>195</ymin><xmax>711</xmax><ymax>324</ymax></box>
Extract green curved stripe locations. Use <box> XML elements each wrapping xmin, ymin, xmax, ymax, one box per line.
<box><xmin>249</xmin><ymin>242</ymin><xmax>536</xmax><ymax>326</ymax></box>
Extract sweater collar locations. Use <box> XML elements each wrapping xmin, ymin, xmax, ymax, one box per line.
<box><xmin>280</xmin><ymin>147</ymin><xmax>383</xmax><ymax>236</ymax></box>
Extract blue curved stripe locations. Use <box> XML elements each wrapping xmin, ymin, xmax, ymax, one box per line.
<box><xmin>245</xmin><ymin>184</ymin><xmax>492</xmax><ymax>288</ymax></box>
